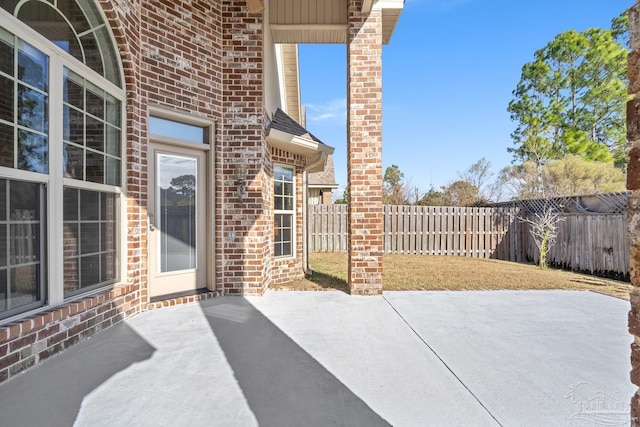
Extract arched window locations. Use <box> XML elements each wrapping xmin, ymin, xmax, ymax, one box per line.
<box><xmin>0</xmin><ymin>1</ymin><xmax>124</xmax><ymax>320</ymax></box>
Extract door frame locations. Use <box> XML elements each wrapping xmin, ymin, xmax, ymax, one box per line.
<box><xmin>147</xmin><ymin>107</ymin><xmax>215</xmax><ymax>299</ymax></box>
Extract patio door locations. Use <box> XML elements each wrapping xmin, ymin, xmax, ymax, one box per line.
<box><xmin>148</xmin><ymin>142</ymin><xmax>207</xmax><ymax>298</ymax></box>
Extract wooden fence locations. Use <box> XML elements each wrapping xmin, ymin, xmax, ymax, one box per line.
<box><xmin>308</xmin><ymin>205</ymin><xmax>630</xmax><ymax>277</ymax></box>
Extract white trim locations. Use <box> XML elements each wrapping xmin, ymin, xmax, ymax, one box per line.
<box><xmin>275</xmin><ymin>44</ymin><xmax>288</xmax><ymax>115</ymax></box>
<box><xmin>146</xmin><ymin>107</ymin><xmax>216</xmax><ymax>293</ymax></box>
<box><xmin>274</xmin><ymin>163</ymin><xmax>296</xmax><ymax>259</ymax></box>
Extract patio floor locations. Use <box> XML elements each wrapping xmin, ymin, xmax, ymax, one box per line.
<box><xmin>0</xmin><ymin>290</ymin><xmax>633</xmax><ymax>426</ymax></box>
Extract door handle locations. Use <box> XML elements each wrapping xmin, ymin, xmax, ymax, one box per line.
<box><xmin>149</xmin><ymin>213</ymin><xmax>155</xmax><ymax>231</ymax></box>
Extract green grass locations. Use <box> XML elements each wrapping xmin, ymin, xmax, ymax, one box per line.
<box><xmin>272</xmin><ymin>253</ymin><xmax>632</xmax><ymax>299</ymax></box>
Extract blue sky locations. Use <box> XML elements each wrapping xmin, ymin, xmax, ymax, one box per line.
<box><xmin>298</xmin><ymin>0</ymin><xmax>631</xmax><ymax>200</ymax></box>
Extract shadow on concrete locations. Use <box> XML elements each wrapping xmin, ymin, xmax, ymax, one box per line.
<box><xmin>306</xmin><ymin>270</ymin><xmax>349</xmax><ymax>292</ymax></box>
<box><xmin>199</xmin><ymin>297</ymin><xmax>390</xmax><ymax>427</ymax></box>
<box><xmin>0</xmin><ymin>322</ymin><xmax>155</xmax><ymax>427</ymax></box>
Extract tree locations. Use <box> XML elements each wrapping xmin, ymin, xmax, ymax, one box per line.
<box><xmin>507</xmin><ymin>24</ymin><xmax>631</xmax><ymax>170</ymax></box>
<box><xmin>542</xmin><ymin>155</ymin><xmax>626</xmax><ymax>196</ymax></box>
<box><xmin>334</xmin><ymin>188</ymin><xmax>348</xmax><ymax>204</ymax></box>
<box><xmin>520</xmin><ymin>207</ymin><xmax>563</xmax><ymax>269</ymax></box>
<box><xmin>441</xmin><ymin>180</ymin><xmax>481</xmax><ymax>206</ymax></box>
<box><xmin>458</xmin><ymin>158</ymin><xmax>503</xmax><ymax>203</ymax></box>
<box><xmin>417</xmin><ymin>187</ymin><xmax>447</xmax><ymax>206</ymax></box>
<box><xmin>499</xmin><ymin>155</ymin><xmax>626</xmax><ymax>199</ymax></box>
<box><xmin>383</xmin><ymin>164</ymin><xmax>409</xmax><ymax>205</ymax></box>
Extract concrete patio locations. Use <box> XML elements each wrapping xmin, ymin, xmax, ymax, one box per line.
<box><xmin>0</xmin><ymin>290</ymin><xmax>633</xmax><ymax>426</ymax></box>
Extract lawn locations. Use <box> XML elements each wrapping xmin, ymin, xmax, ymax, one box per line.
<box><xmin>273</xmin><ymin>253</ymin><xmax>632</xmax><ymax>299</ymax></box>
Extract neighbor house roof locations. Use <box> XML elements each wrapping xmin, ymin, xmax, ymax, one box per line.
<box><xmin>309</xmin><ymin>154</ymin><xmax>339</xmax><ymax>189</ymax></box>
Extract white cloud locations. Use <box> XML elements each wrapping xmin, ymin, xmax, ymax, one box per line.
<box><xmin>305</xmin><ymin>98</ymin><xmax>347</xmax><ymax>122</ymax></box>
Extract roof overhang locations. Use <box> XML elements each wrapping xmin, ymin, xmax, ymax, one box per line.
<box><xmin>268</xmin><ymin>0</ymin><xmax>404</xmax><ymax>45</ymax></box>
<box><xmin>267</xmin><ymin>128</ymin><xmax>334</xmax><ymax>173</ymax></box>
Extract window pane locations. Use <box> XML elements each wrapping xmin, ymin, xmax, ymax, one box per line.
<box><xmin>0</xmin><ymin>180</ymin><xmax>44</xmax><ymax>317</ymax></box>
<box><xmin>17</xmin><ymin>130</ymin><xmax>47</xmax><ymax>173</ymax></box>
<box><xmin>0</xmin><ymin>75</ymin><xmax>14</xmax><ymax>122</ymax></box>
<box><xmin>0</xmin><ymin>270</ymin><xmax>6</xmax><ymax>312</ymax></box>
<box><xmin>64</xmin><ymin>223</ymin><xmax>78</xmax><ymax>257</ymax></box>
<box><xmin>59</xmin><ymin>0</ymin><xmax>91</xmax><ymax>34</ymax></box>
<box><xmin>11</xmin><ymin>264</ymin><xmax>39</xmax><ymax>307</ymax></box>
<box><xmin>64</xmin><ymin>189</ymin><xmax>119</xmax><ymax>296</ymax></box>
<box><xmin>86</xmin><ymin>86</ymin><xmax>104</xmax><ymax>120</ymax></box>
<box><xmin>105</xmin><ymin>156</ymin><xmax>120</xmax><ymax>186</ymax></box>
<box><xmin>105</xmin><ymin>94</ymin><xmax>120</xmax><ymax>127</ymax></box>
<box><xmin>80</xmin><ymin>223</ymin><xmax>99</xmax><ymax>254</ymax></box>
<box><xmin>18</xmin><ymin>84</ymin><xmax>48</xmax><ymax>132</ymax></box>
<box><xmin>10</xmin><ymin>223</ymin><xmax>39</xmax><ymax>263</ymax></box>
<box><xmin>106</xmin><ymin>125</ymin><xmax>120</xmax><ymax>156</ymax></box>
<box><xmin>94</xmin><ymin>26</ymin><xmax>120</xmax><ymax>86</ymax></box>
<box><xmin>63</xmin><ymin>70</ymin><xmax>84</xmax><ymax>109</ymax></box>
<box><xmin>17</xmin><ymin>2</ymin><xmax>82</xmax><ymax>62</ymax></box>
<box><xmin>0</xmin><ymin>123</ymin><xmax>14</xmax><ymax>168</ymax></box>
<box><xmin>0</xmin><ymin>28</ymin><xmax>14</xmax><ymax>76</ymax></box>
<box><xmin>10</xmin><ymin>180</ymin><xmax>40</xmax><ymax>220</ymax></box>
<box><xmin>64</xmin><ymin>143</ymin><xmax>83</xmax><ymax>179</ymax></box>
<box><xmin>80</xmin><ymin>255</ymin><xmax>100</xmax><ymax>288</ymax></box>
<box><xmin>0</xmin><ymin>180</ymin><xmax>5</xmax><ymax>221</ymax></box>
<box><xmin>80</xmin><ymin>190</ymin><xmax>99</xmax><ymax>220</ymax></box>
<box><xmin>65</xmin><ymin>107</ymin><xmax>84</xmax><ymax>144</ymax></box>
<box><xmin>101</xmin><ymin>252</ymin><xmax>115</xmax><ymax>282</ymax></box>
<box><xmin>86</xmin><ymin>151</ymin><xmax>104</xmax><ymax>184</ymax></box>
<box><xmin>80</xmin><ymin>33</ymin><xmax>103</xmax><ymax>79</ymax></box>
<box><xmin>149</xmin><ymin>116</ymin><xmax>205</xmax><ymax>144</ymax></box>
<box><xmin>17</xmin><ymin>40</ymin><xmax>48</xmax><ymax>91</ymax></box>
<box><xmin>158</xmin><ymin>154</ymin><xmax>197</xmax><ymax>272</ymax></box>
<box><xmin>283</xmin><ymin>196</ymin><xmax>293</xmax><ymax>211</ymax></box>
<box><xmin>0</xmin><ymin>227</ymin><xmax>6</xmax><ymax>268</ymax></box>
<box><xmin>63</xmin><ymin>257</ymin><xmax>78</xmax><ymax>294</ymax></box>
<box><xmin>85</xmin><ymin>116</ymin><xmax>104</xmax><ymax>151</ymax></box>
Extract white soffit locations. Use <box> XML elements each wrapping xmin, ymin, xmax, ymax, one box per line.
<box><xmin>268</xmin><ymin>0</ymin><xmax>404</xmax><ymax>45</ymax></box>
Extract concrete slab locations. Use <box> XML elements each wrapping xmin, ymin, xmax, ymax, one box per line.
<box><xmin>383</xmin><ymin>290</ymin><xmax>634</xmax><ymax>426</ymax></box>
<box><xmin>246</xmin><ymin>291</ymin><xmax>498</xmax><ymax>426</ymax></box>
<box><xmin>0</xmin><ymin>290</ymin><xmax>633</xmax><ymax>426</ymax></box>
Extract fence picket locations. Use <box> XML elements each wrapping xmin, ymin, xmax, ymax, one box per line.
<box><xmin>308</xmin><ymin>205</ymin><xmax>629</xmax><ymax>277</ymax></box>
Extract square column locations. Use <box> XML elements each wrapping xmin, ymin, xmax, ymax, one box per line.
<box><xmin>347</xmin><ymin>1</ymin><xmax>383</xmax><ymax>295</ymax></box>
<box><xmin>629</xmin><ymin>2</ymin><xmax>640</xmax><ymax>424</ymax></box>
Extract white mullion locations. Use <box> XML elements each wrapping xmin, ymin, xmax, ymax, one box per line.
<box><xmin>48</xmin><ymin>54</ymin><xmax>63</xmax><ymax>305</ymax></box>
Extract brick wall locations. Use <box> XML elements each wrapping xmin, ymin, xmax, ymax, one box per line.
<box><xmin>0</xmin><ymin>284</ymin><xmax>140</xmax><ymax>383</ymax></box>
<box><xmin>629</xmin><ymin>3</ymin><xmax>640</xmax><ymax>424</ymax></box>
<box><xmin>347</xmin><ymin>1</ymin><xmax>384</xmax><ymax>295</ymax></box>
<box><xmin>0</xmin><ymin>0</ymin><xmax>293</xmax><ymax>385</ymax></box>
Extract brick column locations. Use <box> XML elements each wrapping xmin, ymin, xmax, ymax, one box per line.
<box><xmin>347</xmin><ymin>1</ymin><xmax>383</xmax><ymax>295</ymax></box>
<box><xmin>629</xmin><ymin>3</ymin><xmax>640</xmax><ymax>424</ymax></box>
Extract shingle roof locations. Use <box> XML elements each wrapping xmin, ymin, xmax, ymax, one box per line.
<box><xmin>268</xmin><ymin>108</ymin><xmax>324</xmax><ymax>144</ymax></box>
<box><xmin>309</xmin><ymin>154</ymin><xmax>338</xmax><ymax>187</ymax></box>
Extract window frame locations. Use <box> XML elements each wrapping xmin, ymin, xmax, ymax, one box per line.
<box><xmin>274</xmin><ymin>163</ymin><xmax>295</xmax><ymax>259</ymax></box>
<box><xmin>0</xmin><ymin>6</ymin><xmax>125</xmax><ymax>322</ymax></box>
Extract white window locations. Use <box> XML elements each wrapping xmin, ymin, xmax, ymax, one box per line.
<box><xmin>0</xmin><ymin>1</ymin><xmax>124</xmax><ymax>320</ymax></box>
<box><xmin>274</xmin><ymin>165</ymin><xmax>294</xmax><ymax>257</ymax></box>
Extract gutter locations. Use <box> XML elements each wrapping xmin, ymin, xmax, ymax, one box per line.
<box><xmin>302</xmin><ymin>151</ymin><xmax>328</xmax><ymax>275</ymax></box>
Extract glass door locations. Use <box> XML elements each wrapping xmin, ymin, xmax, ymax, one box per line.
<box><xmin>148</xmin><ymin>143</ymin><xmax>206</xmax><ymax>298</ymax></box>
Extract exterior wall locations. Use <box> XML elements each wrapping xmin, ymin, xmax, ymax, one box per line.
<box><xmin>346</xmin><ymin>0</ymin><xmax>384</xmax><ymax>295</ymax></box>
<box><xmin>629</xmin><ymin>3</ymin><xmax>640</xmax><ymax>424</ymax></box>
<box><xmin>308</xmin><ymin>189</ymin><xmax>335</xmax><ymax>205</ymax></box>
<box><xmin>0</xmin><ymin>0</ymin><xmax>310</xmax><ymax>384</ymax></box>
